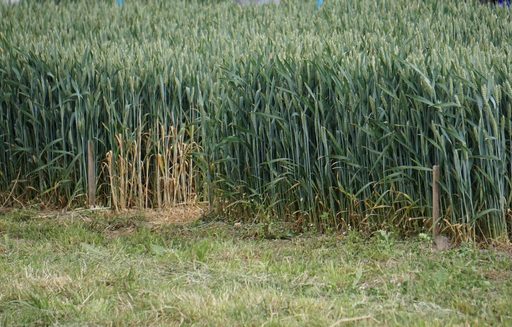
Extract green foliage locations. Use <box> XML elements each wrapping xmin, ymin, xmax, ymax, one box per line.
<box><xmin>1</xmin><ymin>0</ymin><xmax>512</xmax><ymax>239</ymax></box>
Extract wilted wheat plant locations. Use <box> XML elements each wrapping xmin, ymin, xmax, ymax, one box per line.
<box><xmin>1</xmin><ymin>0</ymin><xmax>511</xmax><ymax>240</ymax></box>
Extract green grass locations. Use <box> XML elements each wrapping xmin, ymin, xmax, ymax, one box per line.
<box><xmin>1</xmin><ymin>210</ymin><xmax>511</xmax><ymax>326</ymax></box>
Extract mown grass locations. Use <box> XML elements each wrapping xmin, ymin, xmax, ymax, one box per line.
<box><xmin>0</xmin><ymin>209</ymin><xmax>511</xmax><ymax>326</ymax></box>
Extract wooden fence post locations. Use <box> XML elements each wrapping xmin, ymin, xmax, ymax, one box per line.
<box><xmin>432</xmin><ymin>165</ymin><xmax>440</xmax><ymax>238</ymax></box>
<box><xmin>88</xmin><ymin>140</ymin><xmax>95</xmax><ymax>208</ymax></box>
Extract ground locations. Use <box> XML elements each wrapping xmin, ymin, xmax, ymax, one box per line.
<box><xmin>1</xmin><ymin>207</ymin><xmax>512</xmax><ymax>326</ymax></box>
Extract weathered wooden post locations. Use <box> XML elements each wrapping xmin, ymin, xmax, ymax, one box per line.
<box><xmin>87</xmin><ymin>140</ymin><xmax>96</xmax><ymax>208</ymax></box>
<box><xmin>432</xmin><ymin>165</ymin><xmax>450</xmax><ymax>250</ymax></box>
<box><xmin>432</xmin><ymin>165</ymin><xmax>440</xmax><ymax>238</ymax></box>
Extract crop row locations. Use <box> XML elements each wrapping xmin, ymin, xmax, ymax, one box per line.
<box><xmin>1</xmin><ymin>0</ymin><xmax>511</xmax><ymax>239</ymax></box>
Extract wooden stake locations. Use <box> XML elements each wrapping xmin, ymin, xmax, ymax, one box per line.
<box><xmin>87</xmin><ymin>140</ymin><xmax>95</xmax><ymax>208</ymax></box>
<box><xmin>432</xmin><ymin>165</ymin><xmax>440</xmax><ymax>238</ymax></box>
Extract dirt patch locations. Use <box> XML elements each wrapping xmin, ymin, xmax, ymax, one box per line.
<box><xmin>85</xmin><ymin>205</ymin><xmax>208</xmax><ymax>227</ymax></box>
<box><xmin>0</xmin><ymin>204</ymin><xmax>208</xmax><ymax>226</ymax></box>
<box><xmin>143</xmin><ymin>205</ymin><xmax>208</xmax><ymax>226</ymax></box>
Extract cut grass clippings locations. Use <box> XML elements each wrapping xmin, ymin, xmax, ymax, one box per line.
<box><xmin>0</xmin><ymin>209</ymin><xmax>511</xmax><ymax>326</ymax></box>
